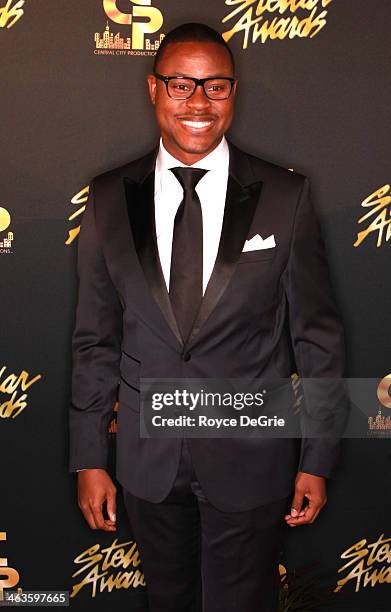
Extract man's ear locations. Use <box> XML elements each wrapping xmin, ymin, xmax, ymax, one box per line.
<box><xmin>147</xmin><ymin>74</ymin><xmax>156</xmax><ymax>105</ymax></box>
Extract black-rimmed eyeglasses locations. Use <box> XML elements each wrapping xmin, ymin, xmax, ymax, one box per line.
<box><xmin>153</xmin><ymin>72</ymin><xmax>236</xmax><ymax>100</ymax></box>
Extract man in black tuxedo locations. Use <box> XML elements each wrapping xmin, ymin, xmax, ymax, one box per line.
<box><xmin>69</xmin><ymin>22</ymin><xmax>346</xmax><ymax>612</ymax></box>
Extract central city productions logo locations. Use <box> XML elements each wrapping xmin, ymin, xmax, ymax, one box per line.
<box><xmin>0</xmin><ymin>206</ymin><xmax>14</xmax><ymax>255</ymax></box>
<box><xmin>94</xmin><ymin>0</ymin><xmax>164</xmax><ymax>56</ymax></box>
<box><xmin>367</xmin><ymin>373</ymin><xmax>391</xmax><ymax>436</ymax></box>
<box><xmin>0</xmin><ymin>532</ymin><xmax>21</xmax><ymax>602</ymax></box>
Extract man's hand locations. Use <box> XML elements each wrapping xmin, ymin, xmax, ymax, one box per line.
<box><xmin>284</xmin><ymin>471</ymin><xmax>327</xmax><ymax>527</ymax></box>
<box><xmin>77</xmin><ymin>469</ymin><xmax>117</xmax><ymax>531</ymax></box>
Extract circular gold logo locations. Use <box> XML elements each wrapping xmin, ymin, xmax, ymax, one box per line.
<box><xmin>377</xmin><ymin>374</ymin><xmax>391</xmax><ymax>409</ymax></box>
<box><xmin>0</xmin><ymin>207</ymin><xmax>11</xmax><ymax>232</ymax></box>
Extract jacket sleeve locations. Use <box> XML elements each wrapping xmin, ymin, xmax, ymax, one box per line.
<box><xmin>283</xmin><ymin>177</ymin><xmax>348</xmax><ymax>479</ymax></box>
<box><xmin>69</xmin><ymin>178</ymin><xmax>123</xmax><ymax>472</ymax></box>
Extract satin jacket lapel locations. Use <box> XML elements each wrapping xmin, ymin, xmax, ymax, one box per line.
<box><xmin>186</xmin><ymin>143</ymin><xmax>263</xmax><ymax>347</ymax></box>
<box><xmin>125</xmin><ymin>170</ymin><xmax>183</xmax><ymax>346</ymax></box>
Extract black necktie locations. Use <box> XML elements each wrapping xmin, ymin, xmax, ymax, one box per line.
<box><xmin>169</xmin><ymin>166</ymin><xmax>209</xmax><ymax>343</ymax></box>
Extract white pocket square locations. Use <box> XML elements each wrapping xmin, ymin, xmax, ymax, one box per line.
<box><xmin>242</xmin><ymin>233</ymin><xmax>276</xmax><ymax>252</ymax></box>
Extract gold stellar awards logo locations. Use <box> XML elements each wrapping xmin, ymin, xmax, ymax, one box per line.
<box><xmin>0</xmin><ymin>365</ymin><xmax>42</xmax><ymax>418</ymax></box>
<box><xmin>0</xmin><ymin>206</ymin><xmax>14</xmax><ymax>255</ymax></box>
<box><xmin>71</xmin><ymin>538</ymin><xmax>145</xmax><ymax>598</ymax></box>
<box><xmin>221</xmin><ymin>0</ymin><xmax>335</xmax><ymax>49</ymax></box>
<box><xmin>94</xmin><ymin>0</ymin><xmax>164</xmax><ymax>57</ymax></box>
<box><xmin>0</xmin><ymin>532</ymin><xmax>21</xmax><ymax>602</ymax></box>
<box><xmin>65</xmin><ymin>186</ymin><xmax>89</xmax><ymax>245</ymax></box>
<box><xmin>334</xmin><ymin>533</ymin><xmax>391</xmax><ymax>594</ymax></box>
<box><xmin>354</xmin><ymin>184</ymin><xmax>391</xmax><ymax>248</ymax></box>
<box><xmin>0</xmin><ymin>0</ymin><xmax>25</xmax><ymax>29</ymax></box>
<box><xmin>65</xmin><ymin>185</ymin><xmax>119</xmax><ymax>435</ymax></box>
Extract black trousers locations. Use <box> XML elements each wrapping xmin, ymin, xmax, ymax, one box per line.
<box><xmin>122</xmin><ymin>439</ymin><xmax>292</xmax><ymax>612</ymax></box>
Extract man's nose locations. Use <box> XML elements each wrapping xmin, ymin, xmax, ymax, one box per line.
<box><xmin>186</xmin><ymin>84</ymin><xmax>211</xmax><ymax>109</ymax></box>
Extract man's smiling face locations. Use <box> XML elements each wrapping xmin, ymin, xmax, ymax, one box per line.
<box><xmin>147</xmin><ymin>41</ymin><xmax>237</xmax><ymax>165</ymax></box>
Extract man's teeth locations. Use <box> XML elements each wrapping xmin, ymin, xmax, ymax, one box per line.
<box><xmin>181</xmin><ymin>120</ymin><xmax>212</xmax><ymax>128</ymax></box>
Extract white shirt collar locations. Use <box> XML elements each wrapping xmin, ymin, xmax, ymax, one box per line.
<box><xmin>155</xmin><ymin>135</ymin><xmax>229</xmax><ymax>175</ymax></box>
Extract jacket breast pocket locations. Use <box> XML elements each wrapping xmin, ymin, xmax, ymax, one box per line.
<box><xmin>119</xmin><ymin>351</ymin><xmax>141</xmax><ymax>411</ymax></box>
<box><xmin>237</xmin><ymin>247</ymin><xmax>277</xmax><ymax>264</ymax></box>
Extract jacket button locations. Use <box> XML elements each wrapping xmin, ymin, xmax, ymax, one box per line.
<box><xmin>183</xmin><ymin>352</ymin><xmax>191</xmax><ymax>362</ymax></box>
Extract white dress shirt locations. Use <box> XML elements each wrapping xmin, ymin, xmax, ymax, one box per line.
<box><xmin>154</xmin><ymin>135</ymin><xmax>229</xmax><ymax>295</ymax></box>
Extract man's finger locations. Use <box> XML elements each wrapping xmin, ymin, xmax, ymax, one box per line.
<box><xmin>284</xmin><ymin>503</ymin><xmax>307</xmax><ymax>519</ymax></box>
<box><xmin>289</xmin><ymin>489</ymin><xmax>305</xmax><ymax>517</ymax></box>
<box><xmin>286</xmin><ymin>507</ymin><xmax>319</xmax><ymax>525</ymax></box>
<box><xmin>106</xmin><ymin>488</ymin><xmax>117</xmax><ymax>524</ymax></box>
<box><xmin>90</xmin><ymin>500</ymin><xmax>108</xmax><ymax>530</ymax></box>
<box><xmin>285</xmin><ymin>496</ymin><xmax>322</xmax><ymax>525</ymax></box>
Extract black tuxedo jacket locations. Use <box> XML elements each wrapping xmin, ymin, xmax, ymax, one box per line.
<box><xmin>69</xmin><ymin>140</ymin><xmax>346</xmax><ymax>511</ymax></box>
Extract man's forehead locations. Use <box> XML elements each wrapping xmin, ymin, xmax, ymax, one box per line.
<box><xmin>157</xmin><ymin>41</ymin><xmax>233</xmax><ymax>73</ymax></box>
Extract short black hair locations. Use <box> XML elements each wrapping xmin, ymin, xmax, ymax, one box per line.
<box><xmin>153</xmin><ymin>22</ymin><xmax>235</xmax><ymax>74</ymax></box>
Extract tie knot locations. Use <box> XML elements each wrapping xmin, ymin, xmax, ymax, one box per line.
<box><xmin>170</xmin><ymin>166</ymin><xmax>208</xmax><ymax>193</ymax></box>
